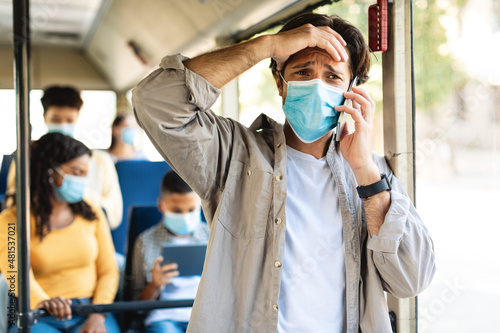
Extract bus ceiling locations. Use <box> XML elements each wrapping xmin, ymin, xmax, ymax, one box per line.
<box><xmin>0</xmin><ymin>0</ymin><xmax>340</xmax><ymax>92</ymax></box>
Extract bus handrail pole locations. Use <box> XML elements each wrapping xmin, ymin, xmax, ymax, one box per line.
<box><xmin>13</xmin><ymin>0</ymin><xmax>33</xmax><ymax>332</ymax></box>
<box><xmin>34</xmin><ymin>299</ymin><xmax>195</xmax><ymax>319</ymax></box>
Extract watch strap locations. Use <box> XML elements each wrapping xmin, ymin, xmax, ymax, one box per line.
<box><xmin>356</xmin><ymin>174</ymin><xmax>391</xmax><ymax>199</ymax></box>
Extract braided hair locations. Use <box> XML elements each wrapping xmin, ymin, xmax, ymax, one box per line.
<box><xmin>30</xmin><ymin>133</ymin><xmax>97</xmax><ymax>240</ymax></box>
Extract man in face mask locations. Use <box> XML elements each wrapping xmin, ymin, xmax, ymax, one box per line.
<box><xmin>5</xmin><ymin>86</ymin><xmax>123</xmax><ymax>231</ymax></box>
<box><xmin>131</xmin><ymin>170</ymin><xmax>209</xmax><ymax>333</ymax></box>
<box><xmin>133</xmin><ymin>13</ymin><xmax>435</xmax><ymax>333</ymax></box>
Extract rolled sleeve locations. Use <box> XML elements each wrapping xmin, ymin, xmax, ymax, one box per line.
<box><xmin>366</xmin><ymin>190</ymin><xmax>410</xmax><ymax>254</ymax></box>
<box><xmin>366</xmin><ymin>183</ymin><xmax>436</xmax><ymax>298</ymax></box>
<box><xmin>132</xmin><ymin>54</ymin><xmax>234</xmax><ymax>202</ymax></box>
<box><xmin>365</xmin><ymin>154</ymin><xmax>436</xmax><ymax>298</ymax></box>
<box><xmin>158</xmin><ymin>54</ymin><xmax>220</xmax><ymax>112</ymax></box>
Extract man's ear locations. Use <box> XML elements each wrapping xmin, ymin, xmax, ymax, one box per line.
<box><xmin>157</xmin><ymin>198</ymin><xmax>164</xmax><ymax>213</ymax></box>
<box><xmin>273</xmin><ymin>70</ymin><xmax>284</xmax><ymax>97</ymax></box>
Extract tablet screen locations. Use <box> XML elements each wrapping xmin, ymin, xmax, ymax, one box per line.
<box><xmin>161</xmin><ymin>244</ymin><xmax>207</xmax><ymax>276</ymax></box>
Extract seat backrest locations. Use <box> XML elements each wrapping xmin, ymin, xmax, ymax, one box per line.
<box><xmin>112</xmin><ymin>160</ymin><xmax>171</xmax><ymax>255</ymax></box>
<box><xmin>123</xmin><ymin>204</ymin><xmax>162</xmax><ymax>301</ymax></box>
<box><xmin>126</xmin><ymin>205</ymin><xmax>163</xmax><ymax>263</ymax></box>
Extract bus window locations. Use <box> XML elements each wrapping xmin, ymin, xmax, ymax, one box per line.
<box><xmin>0</xmin><ymin>90</ymin><xmax>16</xmax><ymax>156</ymax></box>
<box><xmin>238</xmin><ymin>58</ymin><xmax>284</xmax><ymax>127</ymax></box>
<box><xmin>0</xmin><ymin>89</ymin><xmax>116</xmax><ymax>154</ymax></box>
<box><xmin>414</xmin><ymin>0</ymin><xmax>500</xmax><ymax>332</ymax></box>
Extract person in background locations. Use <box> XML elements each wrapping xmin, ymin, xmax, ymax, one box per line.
<box><xmin>6</xmin><ymin>85</ymin><xmax>123</xmax><ymax>230</ymax></box>
<box><xmin>131</xmin><ymin>171</ymin><xmax>209</xmax><ymax>333</ymax></box>
<box><xmin>0</xmin><ymin>133</ymin><xmax>120</xmax><ymax>333</ymax></box>
<box><xmin>108</xmin><ymin>114</ymin><xmax>147</xmax><ymax>162</ymax></box>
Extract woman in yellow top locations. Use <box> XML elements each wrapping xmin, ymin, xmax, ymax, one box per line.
<box><xmin>0</xmin><ymin>133</ymin><xmax>120</xmax><ymax>333</ymax></box>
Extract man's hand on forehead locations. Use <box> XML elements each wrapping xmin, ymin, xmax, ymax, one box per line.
<box><xmin>272</xmin><ymin>24</ymin><xmax>349</xmax><ymax>71</ymax></box>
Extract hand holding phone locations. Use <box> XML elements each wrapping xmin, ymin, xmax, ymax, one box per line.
<box><xmin>335</xmin><ymin>76</ymin><xmax>358</xmax><ymax>142</ymax></box>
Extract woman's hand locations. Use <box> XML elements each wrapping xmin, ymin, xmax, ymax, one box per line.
<box><xmin>80</xmin><ymin>313</ymin><xmax>107</xmax><ymax>333</ymax></box>
<box><xmin>36</xmin><ymin>296</ymin><xmax>72</xmax><ymax>321</ymax></box>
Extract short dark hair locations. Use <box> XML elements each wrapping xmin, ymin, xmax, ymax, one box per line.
<box><xmin>270</xmin><ymin>13</ymin><xmax>371</xmax><ymax>85</ymax></box>
<box><xmin>112</xmin><ymin>114</ymin><xmax>128</xmax><ymax>128</ymax></box>
<box><xmin>41</xmin><ymin>85</ymin><xmax>84</xmax><ymax>114</ymax></box>
<box><xmin>161</xmin><ymin>171</ymin><xmax>193</xmax><ymax>196</ymax></box>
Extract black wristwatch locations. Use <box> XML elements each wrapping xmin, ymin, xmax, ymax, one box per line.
<box><xmin>356</xmin><ymin>174</ymin><xmax>391</xmax><ymax>199</ymax></box>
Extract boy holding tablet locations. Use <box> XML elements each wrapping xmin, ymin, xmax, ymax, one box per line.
<box><xmin>131</xmin><ymin>171</ymin><xmax>209</xmax><ymax>333</ymax></box>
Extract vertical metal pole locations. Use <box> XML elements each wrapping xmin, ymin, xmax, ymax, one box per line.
<box><xmin>382</xmin><ymin>0</ymin><xmax>417</xmax><ymax>332</ymax></box>
<box><xmin>13</xmin><ymin>0</ymin><xmax>33</xmax><ymax>332</ymax></box>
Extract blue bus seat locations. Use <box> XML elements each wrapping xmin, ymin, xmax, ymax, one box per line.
<box><xmin>126</xmin><ymin>205</ymin><xmax>162</xmax><ymax>265</ymax></box>
<box><xmin>112</xmin><ymin>160</ymin><xmax>171</xmax><ymax>256</ymax></box>
<box><xmin>121</xmin><ymin>205</ymin><xmax>161</xmax><ymax>303</ymax></box>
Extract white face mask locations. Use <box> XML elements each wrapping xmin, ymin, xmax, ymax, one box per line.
<box><xmin>162</xmin><ymin>210</ymin><xmax>201</xmax><ymax>236</ymax></box>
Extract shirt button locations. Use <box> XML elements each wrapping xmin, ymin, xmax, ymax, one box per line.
<box><xmin>273</xmin><ymin>304</ymin><xmax>279</xmax><ymax>311</ymax></box>
<box><xmin>275</xmin><ymin>261</ymin><xmax>282</xmax><ymax>268</ymax></box>
<box><xmin>247</xmin><ymin>170</ymin><xmax>252</xmax><ymax>176</ymax></box>
<box><xmin>276</xmin><ymin>142</ymin><xmax>282</xmax><ymax>148</ymax></box>
<box><xmin>275</xmin><ymin>217</ymin><xmax>282</xmax><ymax>225</ymax></box>
<box><xmin>275</xmin><ymin>175</ymin><xmax>283</xmax><ymax>181</ymax></box>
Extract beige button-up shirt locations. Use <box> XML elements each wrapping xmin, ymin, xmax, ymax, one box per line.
<box><xmin>132</xmin><ymin>54</ymin><xmax>436</xmax><ymax>333</ymax></box>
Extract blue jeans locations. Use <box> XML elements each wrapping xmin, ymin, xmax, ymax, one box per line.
<box><xmin>145</xmin><ymin>320</ymin><xmax>188</xmax><ymax>333</ymax></box>
<box><xmin>8</xmin><ymin>298</ymin><xmax>121</xmax><ymax>333</ymax></box>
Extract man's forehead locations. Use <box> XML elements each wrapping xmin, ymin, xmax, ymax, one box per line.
<box><xmin>45</xmin><ymin>106</ymin><xmax>79</xmax><ymax>115</ymax></box>
<box><xmin>285</xmin><ymin>47</ymin><xmax>351</xmax><ymax>78</ymax></box>
<box><xmin>288</xmin><ymin>47</ymin><xmax>341</xmax><ymax>65</ymax></box>
<box><xmin>164</xmin><ymin>192</ymin><xmax>199</xmax><ymax>203</ymax></box>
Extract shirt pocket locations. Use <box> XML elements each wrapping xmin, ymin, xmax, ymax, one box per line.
<box><xmin>218</xmin><ymin>160</ymin><xmax>273</xmax><ymax>239</ymax></box>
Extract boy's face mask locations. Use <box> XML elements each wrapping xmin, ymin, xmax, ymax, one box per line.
<box><xmin>163</xmin><ymin>210</ymin><xmax>201</xmax><ymax>236</ymax></box>
<box><xmin>47</xmin><ymin>123</ymin><xmax>76</xmax><ymax>138</ymax></box>
<box><xmin>281</xmin><ymin>74</ymin><xmax>346</xmax><ymax>143</ymax></box>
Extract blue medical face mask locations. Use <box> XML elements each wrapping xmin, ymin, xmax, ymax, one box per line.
<box><xmin>121</xmin><ymin>127</ymin><xmax>139</xmax><ymax>146</ymax></box>
<box><xmin>52</xmin><ymin>170</ymin><xmax>88</xmax><ymax>203</ymax></box>
<box><xmin>281</xmin><ymin>75</ymin><xmax>346</xmax><ymax>143</ymax></box>
<box><xmin>163</xmin><ymin>210</ymin><xmax>201</xmax><ymax>236</ymax></box>
<box><xmin>47</xmin><ymin>123</ymin><xmax>76</xmax><ymax>138</ymax></box>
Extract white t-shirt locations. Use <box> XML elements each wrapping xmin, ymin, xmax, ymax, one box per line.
<box><xmin>278</xmin><ymin>146</ymin><xmax>346</xmax><ymax>333</ymax></box>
